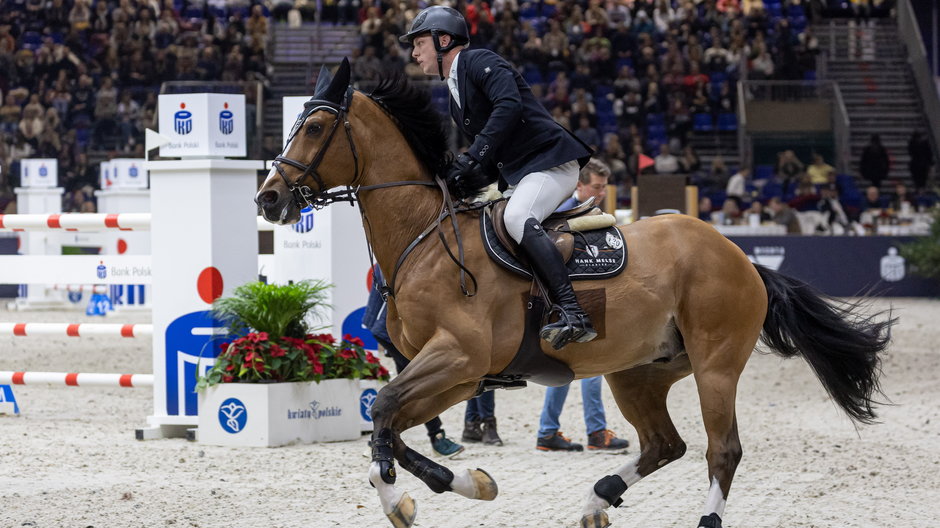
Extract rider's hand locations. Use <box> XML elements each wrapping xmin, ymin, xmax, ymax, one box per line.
<box><xmin>445</xmin><ymin>153</ymin><xmax>491</xmax><ymax>199</ymax></box>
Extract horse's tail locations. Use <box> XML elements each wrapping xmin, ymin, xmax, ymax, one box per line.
<box><xmin>754</xmin><ymin>264</ymin><xmax>895</xmax><ymax>424</ymax></box>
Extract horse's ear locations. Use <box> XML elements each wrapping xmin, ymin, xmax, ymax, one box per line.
<box><xmin>313</xmin><ymin>65</ymin><xmax>334</xmax><ymax>99</ymax></box>
<box><xmin>320</xmin><ymin>58</ymin><xmax>350</xmax><ymax>104</ymax></box>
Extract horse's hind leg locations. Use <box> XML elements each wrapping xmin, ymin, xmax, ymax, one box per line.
<box><xmin>580</xmin><ymin>361</ymin><xmax>692</xmax><ymax>528</ymax></box>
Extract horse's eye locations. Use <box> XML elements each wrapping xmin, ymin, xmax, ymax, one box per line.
<box><xmin>306</xmin><ymin>123</ymin><xmax>322</xmax><ymax>136</ymax></box>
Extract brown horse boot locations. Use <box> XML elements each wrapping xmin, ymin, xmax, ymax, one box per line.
<box><xmin>481</xmin><ymin>416</ymin><xmax>503</xmax><ymax>446</ymax></box>
<box><xmin>519</xmin><ymin>218</ymin><xmax>598</xmax><ymax>349</ymax></box>
<box><xmin>462</xmin><ymin>419</ymin><xmax>483</xmax><ymax>443</ymax></box>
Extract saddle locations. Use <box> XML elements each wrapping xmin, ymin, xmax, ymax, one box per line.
<box><xmin>477</xmin><ymin>199</ymin><xmax>628</xmax><ymax>390</ymax></box>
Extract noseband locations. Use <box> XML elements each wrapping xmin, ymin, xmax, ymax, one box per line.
<box><xmin>273</xmin><ymin>87</ymin><xmax>362</xmax><ymax>210</ymax></box>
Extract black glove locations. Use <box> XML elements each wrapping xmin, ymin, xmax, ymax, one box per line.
<box><xmin>445</xmin><ymin>153</ymin><xmax>492</xmax><ymax>199</ymax></box>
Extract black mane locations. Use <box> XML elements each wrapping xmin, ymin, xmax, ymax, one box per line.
<box><xmin>367</xmin><ymin>73</ymin><xmax>451</xmax><ymax>176</ymax></box>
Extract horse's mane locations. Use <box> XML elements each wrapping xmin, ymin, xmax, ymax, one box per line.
<box><xmin>367</xmin><ymin>73</ymin><xmax>451</xmax><ymax>177</ymax></box>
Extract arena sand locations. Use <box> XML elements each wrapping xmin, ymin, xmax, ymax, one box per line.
<box><xmin>1</xmin><ymin>298</ymin><xmax>938</xmax><ymax>528</ymax></box>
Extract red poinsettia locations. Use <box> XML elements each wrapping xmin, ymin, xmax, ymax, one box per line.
<box><xmin>198</xmin><ymin>332</ymin><xmax>390</xmax><ymax>389</ymax></box>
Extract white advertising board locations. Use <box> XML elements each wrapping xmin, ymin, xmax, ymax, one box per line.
<box><xmin>158</xmin><ymin>93</ymin><xmax>246</xmax><ymax>158</ymax></box>
<box><xmin>20</xmin><ymin>159</ymin><xmax>58</xmax><ymax>188</ymax></box>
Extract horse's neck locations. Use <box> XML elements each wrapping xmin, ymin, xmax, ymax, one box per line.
<box><xmin>357</xmin><ymin>181</ymin><xmax>441</xmax><ymax>281</ymax></box>
<box><xmin>352</xmin><ymin>96</ymin><xmax>447</xmax><ymax>283</ymax></box>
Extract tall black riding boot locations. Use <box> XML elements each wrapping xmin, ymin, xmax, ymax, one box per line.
<box><xmin>518</xmin><ymin>218</ymin><xmax>597</xmax><ymax>349</ymax></box>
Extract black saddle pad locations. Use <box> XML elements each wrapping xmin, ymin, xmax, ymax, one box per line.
<box><xmin>481</xmin><ymin>208</ymin><xmax>628</xmax><ymax>280</ymax></box>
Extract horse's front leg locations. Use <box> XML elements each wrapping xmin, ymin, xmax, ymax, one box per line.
<box><xmin>368</xmin><ymin>336</ymin><xmax>495</xmax><ymax>527</ymax></box>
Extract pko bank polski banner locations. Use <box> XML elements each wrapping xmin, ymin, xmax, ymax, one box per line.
<box><xmin>158</xmin><ymin>93</ymin><xmax>246</xmax><ymax>158</ymax></box>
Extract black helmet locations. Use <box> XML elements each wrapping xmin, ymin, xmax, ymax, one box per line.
<box><xmin>399</xmin><ymin>5</ymin><xmax>469</xmax><ymax>49</ymax></box>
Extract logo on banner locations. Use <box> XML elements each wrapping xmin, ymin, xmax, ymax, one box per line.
<box><xmin>219</xmin><ymin>102</ymin><xmax>234</xmax><ymax>135</ymax></box>
<box><xmin>129</xmin><ymin>165</ymin><xmax>139</xmax><ymax>178</ymax></box>
<box><xmin>39</xmin><ymin>164</ymin><xmax>48</xmax><ymax>178</ymax></box>
<box><xmin>174</xmin><ymin>103</ymin><xmax>193</xmax><ymax>135</ymax></box>
<box><xmin>219</xmin><ymin>398</ymin><xmax>248</xmax><ymax>433</ymax></box>
<box><xmin>288</xmin><ymin>400</ymin><xmax>343</xmax><ymax>420</ymax></box>
<box><xmin>880</xmin><ymin>247</ymin><xmax>905</xmax><ymax>282</ymax></box>
<box><xmin>748</xmin><ymin>246</ymin><xmax>785</xmax><ymax>270</ymax></box>
<box><xmin>96</xmin><ymin>260</ymin><xmax>107</xmax><ymax>279</ymax></box>
<box><xmin>291</xmin><ymin>207</ymin><xmax>315</xmax><ymax>233</ymax></box>
<box><xmin>360</xmin><ymin>388</ymin><xmax>378</xmax><ymax>422</ymax></box>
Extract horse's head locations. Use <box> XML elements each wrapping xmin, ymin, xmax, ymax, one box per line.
<box><xmin>256</xmin><ymin>58</ymin><xmax>360</xmax><ymax>224</ymax></box>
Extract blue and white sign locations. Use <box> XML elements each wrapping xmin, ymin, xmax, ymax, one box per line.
<box><xmin>109</xmin><ymin>158</ymin><xmax>149</xmax><ymax>189</ymax></box>
<box><xmin>359</xmin><ymin>387</ymin><xmax>378</xmax><ymax>422</ymax></box>
<box><xmin>20</xmin><ymin>158</ymin><xmax>58</xmax><ymax>188</ymax></box>
<box><xmin>219</xmin><ymin>107</ymin><xmax>234</xmax><ymax>135</ymax></box>
<box><xmin>218</xmin><ymin>397</ymin><xmax>248</xmax><ymax>433</ymax></box>
<box><xmin>0</xmin><ymin>384</ymin><xmax>20</xmax><ymax>415</ymax></box>
<box><xmin>158</xmin><ymin>93</ymin><xmax>246</xmax><ymax>158</ymax></box>
<box><xmin>174</xmin><ymin>107</ymin><xmax>193</xmax><ymax>135</ymax></box>
<box><xmin>291</xmin><ymin>206</ymin><xmax>315</xmax><ymax>234</ymax></box>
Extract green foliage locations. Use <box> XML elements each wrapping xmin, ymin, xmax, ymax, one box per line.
<box><xmin>211</xmin><ymin>280</ymin><xmax>331</xmax><ymax>339</ymax></box>
<box><xmin>900</xmin><ymin>209</ymin><xmax>940</xmax><ymax>281</ymax></box>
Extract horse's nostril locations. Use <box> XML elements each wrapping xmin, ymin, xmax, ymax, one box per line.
<box><xmin>257</xmin><ymin>190</ymin><xmax>279</xmax><ymax>205</ymax></box>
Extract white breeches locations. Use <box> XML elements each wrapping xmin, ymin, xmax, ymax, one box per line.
<box><xmin>503</xmin><ymin>160</ymin><xmax>579</xmax><ymax>243</ymax></box>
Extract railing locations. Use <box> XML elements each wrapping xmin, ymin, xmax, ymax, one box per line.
<box><xmin>738</xmin><ymin>80</ymin><xmax>851</xmax><ymax>171</ymax></box>
<box><xmin>817</xmin><ymin>20</ymin><xmax>887</xmax><ymax>61</ymax></box>
<box><xmin>158</xmin><ymin>81</ymin><xmax>265</xmax><ymax>159</ymax></box>
<box><xmin>898</xmin><ymin>0</ymin><xmax>940</xmax><ymax>161</ymax></box>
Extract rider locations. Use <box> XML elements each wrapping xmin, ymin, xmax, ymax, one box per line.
<box><xmin>400</xmin><ymin>6</ymin><xmax>597</xmax><ymax>350</ymax></box>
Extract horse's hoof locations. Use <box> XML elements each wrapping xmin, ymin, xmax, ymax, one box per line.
<box><xmin>470</xmin><ymin>468</ymin><xmax>498</xmax><ymax>500</ymax></box>
<box><xmin>580</xmin><ymin>511</ymin><xmax>611</xmax><ymax>528</ymax></box>
<box><xmin>386</xmin><ymin>492</ymin><xmax>417</xmax><ymax>528</ymax></box>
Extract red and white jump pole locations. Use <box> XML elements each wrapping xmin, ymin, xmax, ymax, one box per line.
<box><xmin>0</xmin><ymin>323</ymin><xmax>153</xmax><ymax>338</ymax></box>
<box><xmin>0</xmin><ymin>371</ymin><xmax>153</xmax><ymax>387</ymax></box>
<box><xmin>0</xmin><ymin>213</ymin><xmax>274</xmax><ymax>232</ymax></box>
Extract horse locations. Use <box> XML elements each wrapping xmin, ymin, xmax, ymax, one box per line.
<box><xmin>255</xmin><ymin>59</ymin><xmax>894</xmax><ymax>528</ymax></box>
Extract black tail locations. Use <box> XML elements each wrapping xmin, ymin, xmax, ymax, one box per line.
<box><xmin>755</xmin><ymin>264</ymin><xmax>896</xmax><ymax>424</ymax></box>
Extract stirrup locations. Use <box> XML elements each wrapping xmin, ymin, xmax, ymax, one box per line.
<box><xmin>539</xmin><ymin>309</ymin><xmax>597</xmax><ymax>350</ymax></box>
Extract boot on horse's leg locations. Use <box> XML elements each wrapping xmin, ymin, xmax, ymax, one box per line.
<box><xmin>519</xmin><ymin>218</ymin><xmax>597</xmax><ymax>349</ymax></box>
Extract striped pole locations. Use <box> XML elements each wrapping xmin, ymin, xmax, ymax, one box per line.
<box><xmin>0</xmin><ymin>371</ymin><xmax>153</xmax><ymax>387</ymax></box>
<box><xmin>0</xmin><ymin>213</ymin><xmax>150</xmax><ymax>231</ymax></box>
<box><xmin>0</xmin><ymin>323</ymin><xmax>153</xmax><ymax>338</ymax></box>
<box><xmin>0</xmin><ymin>213</ymin><xmax>274</xmax><ymax>232</ymax></box>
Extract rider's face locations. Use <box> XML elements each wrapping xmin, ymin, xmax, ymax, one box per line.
<box><xmin>411</xmin><ymin>34</ymin><xmax>452</xmax><ymax>77</ymax></box>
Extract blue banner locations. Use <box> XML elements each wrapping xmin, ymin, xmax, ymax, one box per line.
<box><xmin>729</xmin><ymin>236</ymin><xmax>939</xmax><ymax>297</ymax></box>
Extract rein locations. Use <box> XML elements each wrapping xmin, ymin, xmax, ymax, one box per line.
<box><xmin>271</xmin><ymin>88</ymin><xmax>479</xmax><ymax>300</ymax></box>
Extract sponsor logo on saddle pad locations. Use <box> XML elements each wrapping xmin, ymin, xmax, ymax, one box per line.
<box><xmin>288</xmin><ymin>400</ymin><xmax>344</xmax><ymax>420</ymax></box>
<box><xmin>218</xmin><ymin>398</ymin><xmax>248</xmax><ymax>433</ymax></box>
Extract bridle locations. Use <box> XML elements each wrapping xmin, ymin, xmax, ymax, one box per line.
<box><xmin>272</xmin><ymin>87</ymin><xmax>367</xmax><ymax>210</ymax></box>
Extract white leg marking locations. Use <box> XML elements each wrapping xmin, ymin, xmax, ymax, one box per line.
<box><xmin>702</xmin><ymin>476</ymin><xmax>726</xmax><ymax>518</ymax></box>
<box><xmin>581</xmin><ymin>456</ymin><xmax>644</xmax><ymax>516</ymax></box>
<box><xmin>369</xmin><ymin>461</ymin><xmax>405</xmax><ymax>515</ymax></box>
<box><xmin>450</xmin><ymin>469</ymin><xmax>477</xmax><ymax>499</ymax></box>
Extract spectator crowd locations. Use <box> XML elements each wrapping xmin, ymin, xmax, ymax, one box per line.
<box><xmin>0</xmin><ymin>0</ymin><xmax>272</xmax><ymax>211</ymax></box>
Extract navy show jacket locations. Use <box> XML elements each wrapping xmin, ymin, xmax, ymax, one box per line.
<box><xmin>449</xmin><ymin>48</ymin><xmax>593</xmax><ymax>186</ymax></box>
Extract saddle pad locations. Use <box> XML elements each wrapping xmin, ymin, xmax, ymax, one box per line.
<box><xmin>481</xmin><ymin>208</ymin><xmax>627</xmax><ymax>280</ymax></box>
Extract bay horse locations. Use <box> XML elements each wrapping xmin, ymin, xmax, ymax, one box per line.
<box><xmin>256</xmin><ymin>59</ymin><xmax>894</xmax><ymax>528</ymax></box>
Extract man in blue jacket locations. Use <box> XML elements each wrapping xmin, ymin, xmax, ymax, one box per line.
<box><xmin>400</xmin><ymin>6</ymin><xmax>597</xmax><ymax>350</ymax></box>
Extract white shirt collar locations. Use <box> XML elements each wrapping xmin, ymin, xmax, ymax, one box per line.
<box><xmin>447</xmin><ymin>52</ymin><xmax>461</xmax><ymax>107</ymax></box>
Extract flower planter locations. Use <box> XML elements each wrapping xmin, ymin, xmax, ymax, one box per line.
<box><xmin>197</xmin><ymin>379</ymin><xmax>360</xmax><ymax>447</ymax></box>
<box><xmin>358</xmin><ymin>379</ymin><xmax>387</xmax><ymax>433</ymax></box>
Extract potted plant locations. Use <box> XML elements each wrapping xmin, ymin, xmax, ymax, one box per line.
<box><xmin>196</xmin><ymin>280</ymin><xmax>390</xmax><ymax>447</ymax></box>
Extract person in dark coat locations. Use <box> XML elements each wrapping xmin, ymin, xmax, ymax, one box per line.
<box><xmin>401</xmin><ymin>6</ymin><xmax>596</xmax><ymax>350</ymax></box>
<box><xmin>908</xmin><ymin>131</ymin><xmax>934</xmax><ymax>192</ymax></box>
<box><xmin>859</xmin><ymin>134</ymin><xmax>889</xmax><ymax>189</ymax></box>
